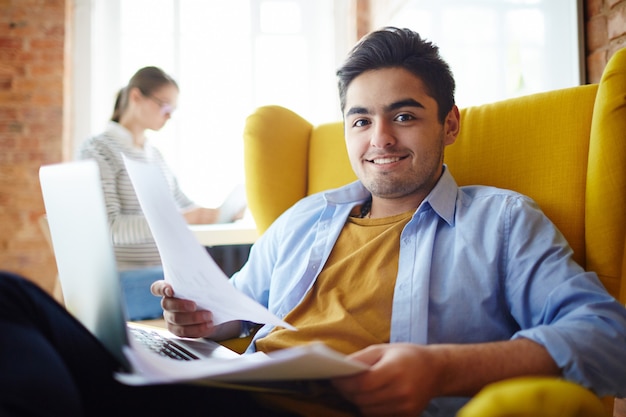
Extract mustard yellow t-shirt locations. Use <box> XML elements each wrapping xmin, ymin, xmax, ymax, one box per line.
<box><xmin>253</xmin><ymin>209</ymin><xmax>414</xmax><ymax>416</ymax></box>
<box><xmin>255</xmin><ymin>209</ymin><xmax>413</xmax><ymax>355</ymax></box>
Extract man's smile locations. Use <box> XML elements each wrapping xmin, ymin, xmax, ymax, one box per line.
<box><xmin>365</xmin><ymin>155</ymin><xmax>409</xmax><ymax>165</ymax></box>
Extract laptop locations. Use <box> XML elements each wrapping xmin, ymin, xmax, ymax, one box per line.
<box><xmin>39</xmin><ymin>160</ymin><xmax>239</xmax><ymax>373</ymax></box>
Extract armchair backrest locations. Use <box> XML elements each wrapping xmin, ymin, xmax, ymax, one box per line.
<box><xmin>243</xmin><ymin>47</ymin><xmax>626</xmax><ymax>303</ymax></box>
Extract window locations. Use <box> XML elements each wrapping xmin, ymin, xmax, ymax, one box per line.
<box><xmin>72</xmin><ymin>0</ymin><xmax>347</xmax><ymax>206</ymax></box>
<box><xmin>72</xmin><ymin>0</ymin><xmax>583</xmax><ymax>204</ymax></box>
<box><xmin>373</xmin><ymin>0</ymin><xmax>584</xmax><ymax>108</ymax></box>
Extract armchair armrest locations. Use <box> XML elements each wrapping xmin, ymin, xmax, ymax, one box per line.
<box><xmin>457</xmin><ymin>377</ymin><xmax>608</xmax><ymax>417</ymax></box>
<box><xmin>243</xmin><ymin>105</ymin><xmax>313</xmax><ymax>234</ymax></box>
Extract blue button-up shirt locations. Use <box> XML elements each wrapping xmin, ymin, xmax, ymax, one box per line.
<box><xmin>231</xmin><ymin>168</ymin><xmax>626</xmax><ymax>414</ymax></box>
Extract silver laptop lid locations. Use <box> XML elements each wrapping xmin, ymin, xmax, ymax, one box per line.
<box><xmin>39</xmin><ymin>159</ymin><xmax>130</xmax><ymax>368</ymax></box>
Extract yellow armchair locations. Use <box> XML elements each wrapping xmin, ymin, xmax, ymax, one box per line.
<box><xmin>243</xmin><ymin>47</ymin><xmax>626</xmax><ymax>416</ymax></box>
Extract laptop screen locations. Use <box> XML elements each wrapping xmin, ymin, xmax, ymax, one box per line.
<box><xmin>39</xmin><ymin>160</ymin><xmax>130</xmax><ymax>368</ymax></box>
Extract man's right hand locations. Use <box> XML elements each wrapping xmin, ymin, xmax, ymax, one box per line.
<box><xmin>150</xmin><ymin>280</ymin><xmax>217</xmax><ymax>339</ymax></box>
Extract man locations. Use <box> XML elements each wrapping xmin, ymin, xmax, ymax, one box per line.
<box><xmin>152</xmin><ymin>27</ymin><xmax>626</xmax><ymax>416</ymax></box>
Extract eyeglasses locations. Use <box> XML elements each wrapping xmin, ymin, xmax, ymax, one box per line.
<box><xmin>146</xmin><ymin>94</ymin><xmax>176</xmax><ymax>116</ymax></box>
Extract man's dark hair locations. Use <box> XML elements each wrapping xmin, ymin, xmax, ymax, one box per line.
<box><xmin>337</xmin><ymin>27</ymin><xmax>455</xmax><ymax>123</ymax></box>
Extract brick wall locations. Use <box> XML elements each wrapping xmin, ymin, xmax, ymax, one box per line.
<box><xmin>585</xmin><ymin>0</ymin><xmax>626</xmax><ymax>82</ymax></box>
<box><xmin>0</xmin><ymin>0</ymin><xmax>66</xmax><ymax>293</ymax></box>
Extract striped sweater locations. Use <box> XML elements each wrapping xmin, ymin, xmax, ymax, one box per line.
<box><xmin>78</xmin><ymin>121</ymin><xmax>196</xmax><ymax>270</ymax></box>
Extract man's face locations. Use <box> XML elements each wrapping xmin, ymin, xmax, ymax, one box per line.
<box><xmin>343</xmin><ymin>67</ymin><xmax>459</xmax><ymax>204</ymax></box>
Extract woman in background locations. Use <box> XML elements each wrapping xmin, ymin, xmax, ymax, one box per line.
<box><xmin>78</xmin><ymin>66</ymin><xmax>222</xmax><ymax>320</ymax></box>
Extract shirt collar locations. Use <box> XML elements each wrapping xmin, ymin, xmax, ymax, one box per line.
<box><xmin>323</xmin><ymin>180</ymin><xmax>371</xmax><ymax>205</ymax></box>
<box><xmin>105</xmin><ymin>121</ymin><xmax>134</xmax><ymax>146</ymax></box>
<box><xmin>421</xmin><ymin>165</ymin><xmax>458</xmax><ymax>227</ymax></box>
<box><xmin>321</xmin><ymin>165</ymin><xmax>459</xmax><ymax>226</ymax></box>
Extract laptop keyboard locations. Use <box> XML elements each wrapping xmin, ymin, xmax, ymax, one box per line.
<box><xmin>130</xmin><ymin>327</ymin><xmax>200</xmax><ymax>361</ymax></box>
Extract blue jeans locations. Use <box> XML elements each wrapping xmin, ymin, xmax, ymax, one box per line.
<box><xmin>119</xmin><ymin>266</ymin><xmax>164</xmax><ymax>321</ymax></box>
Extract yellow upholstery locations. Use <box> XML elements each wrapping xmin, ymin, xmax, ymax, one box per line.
<box><xmin>243</xmin><ymin>47</ymin><xmax>626</xmax><ymax>305</ymax></box>
<box><xmin>457</xmin><ymin>377</ymin><xmax>609</xmax><ymax>417</ymax></box>
<box><xmin>243</xmin><ymin>107</ymin><xmax>357</xmax><ymax>233</ymax></box>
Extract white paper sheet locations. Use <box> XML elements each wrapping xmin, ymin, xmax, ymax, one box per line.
<box><xmin>123</xmin><ymin>156</ymin><xmax>294</xmax><ymax>330</ymax></box>
<box><xmin>116</xmin><ymin>338</ymin><xmax>368</xmax><ymax>385</ymax></box>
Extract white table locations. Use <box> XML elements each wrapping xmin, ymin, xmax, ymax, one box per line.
<box><xmin>189</xmin><ymin>222</ymin><xmax>258</xmax><ymax>247</ymax></box>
